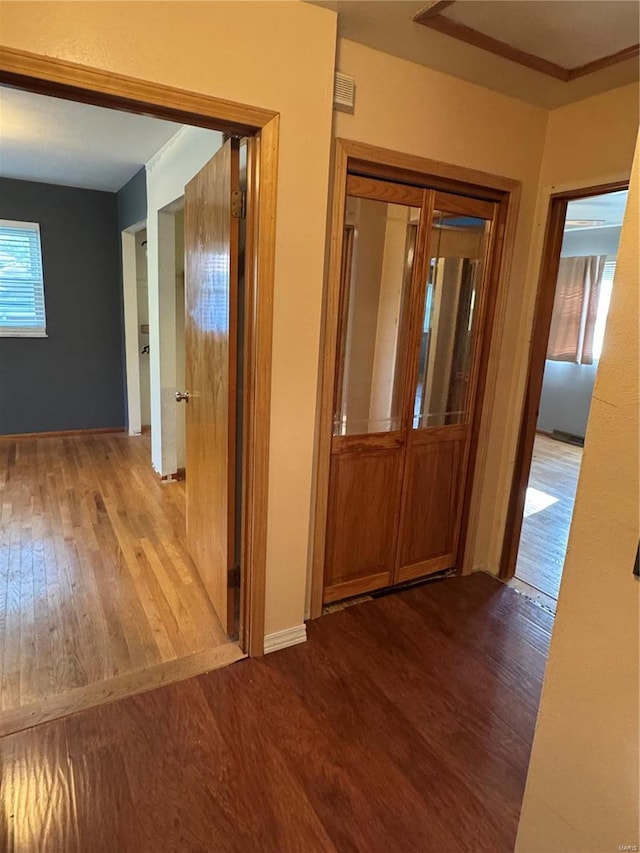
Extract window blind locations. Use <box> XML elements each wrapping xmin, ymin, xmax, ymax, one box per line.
<box><xmin>591</xmin><ymin>258</ymin><xmax>616</xmax><ymax>361</ymax></box>
<box><xmin>601</xmin><ymin>259</ymin><xmax>616</xmax><ymax>288</ymax></box>
<box><xmin>0</xmin><ymin>219</ymin><xmax>47</xmax><ymax>337</ymax></box>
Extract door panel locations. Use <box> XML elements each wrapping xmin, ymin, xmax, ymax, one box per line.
<box><xmin>323</xmin><ymin>177</ymin><xmax>427</xmax><ymax>603</ymax></box>
<box><xmin>397</xmin><ymin>428</ymin><xmax>466</xmax><ymax>581</ymax></box>
<box><xmin>184</xmin><ymin>139</ymin><xmax>239</xmax><ymax>635</ymax></box>
<box><xmin>324</xmin><ymin>436</ymin><xmax>404</xmax><ymax>602</ymax></box>
<box><xmin>398</xmin><ymin>193</ymin><xmax>494</xmax><ymax>580</ymax></box>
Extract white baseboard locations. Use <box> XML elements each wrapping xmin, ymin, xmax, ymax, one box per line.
<box><xmin>263</xmin><ymin>624</ymin><xmax>307</xmax><ymax>654</ymax></box>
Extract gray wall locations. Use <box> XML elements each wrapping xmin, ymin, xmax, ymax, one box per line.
<box><xmin>0</xmin><ymin>177</ymin><xmax>124</xmax><ymax>434</ymax></box>
<box><xmin>537</xmin><ymin>361</ymin><xmax>598</xmax><ymax>438</ymax></box>
<box><xmin>537</xmin><ymin>224</ymin><xmax>621</xmax><ymax>439</ymax></box>
<box><xmin>117</xmin><ymin>167</ymin><xmax>147</xmax><ymax>232</ymax></box>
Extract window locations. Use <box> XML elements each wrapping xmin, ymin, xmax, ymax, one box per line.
<box><xmin>592</xmin><ymin>259</ymin><xmax>615</xmax><ymax>361</ymax></box>
<box><xmin>0</xmin><ymin>219</ymin><xmax>47</xmax><ymax>337</ymax></box>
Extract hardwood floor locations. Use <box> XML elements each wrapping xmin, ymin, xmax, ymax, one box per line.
<box><xmin>515</xmin><ymin>433</ymin><xmax>582</xmax><ymax>600</ymax></box>
<box><xmin>0</xmin><ymin>573</ymin><xmax>552</xmax><ymax>853</ymax></box>
<box><xmin>0</xmin><ymin>432</ymin><xmax>235</xmax><ymax>732</ymax></box>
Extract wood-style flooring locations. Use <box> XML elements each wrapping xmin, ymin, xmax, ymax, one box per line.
<box><xmin>0</xmin><ymin>572</ymin><xmax>552</xmax><ymax>853</ymax></box>
<box><xmin>515</xmin><ymin>433</ymin><xmax>582</xmax><ymax>600</ymax></box>
<box><xmin>0</xmin><ymin>432</ymin><xmax>234</xmax><ymax>732</ymax></box>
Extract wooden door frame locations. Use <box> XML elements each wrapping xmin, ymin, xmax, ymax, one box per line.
<box><xmin>309</xmin><ymin>138</ymin><xmax>521</xmax><ymax>618</ymax></box>
<box><xmin>0</xmin><ymin>45</ymin><xmax>278</xmax><ymax>656</ymax></box>
<box><xmin>499</xmin><ymin>178</ymin><xmax>629</xmax><ymax>580</ymax></box>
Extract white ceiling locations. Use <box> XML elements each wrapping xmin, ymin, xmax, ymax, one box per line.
<box><xmin>313</xmin><ymin>0</ymin><xmax>640</xmax><ymax>108</ymax></box>
<box><xmin>442</xmin><ymin>1</ymin><xmax>639</xmax><ymax>70</ymax></box>
<box><xmin>0</xmin><ymin>86</ymin><xmax>184</xmax><ymax>192</ymax></box>
<box><xmin>565</xmin><ymin>190</ymin><xmax>629</xmax><ymax>230</ymax></box>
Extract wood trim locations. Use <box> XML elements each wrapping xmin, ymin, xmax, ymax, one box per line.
<box><xmin>309</xmin><ymin>137</ymin><xmax>522</xmax><ymax>616</ymax></box>
<box><xmin>0</xmin><ymin>46</ymin><xmax>277</xmax><ymax>133</ymax></box>
<box><xmin>0</xmin><ymin>643</ymin><xmax>245</xmax><ymax>738</ymax></box>
<box><xmin>241</xmin><ymin>117</ymin><xmax>279</xmax><ymax>656</ymax></box>
<box><xmin>548</xmin><ymin>180</ymin><xmax>632</xmax><ymax>202</ymax></box>
<box><xmin>413</xmin><ymin>1</ymin><xmax>456</xmax><ymax>22</ymax></box>
<box><xmin>433</xmin><ymin>192</ymin><xmax>496</xmax><ymax>220</ymax></box>
<box><xmin>413</xmin><ymin>9</ymin><xmax>639</xmax><ymax>83</ymax></box>
<box><xmin>309</xmin><ymin>140</ymin><xmax>350</xmax><ymax>619</ymax></box>
<box><xmin>0</xmin><ymin>47</ymin><xmax>278</xmax><ymax>658</ymax></box>
<box><xmin>567</xmin><ymin>44</ymin><xmax>640</xmax><ymax>81</ymax></box>
<box><xmin>323</xmin><ymin>572</ymin><xmax>391</xmax><ymax>604</ymax></box>
<box><xmin>408</xmin><ymin>424</ymin><xmax>468</xmax><ymax>445</ymax></box>
<box><xmin>396</xmin><ymin>554</ymin><xmax>455</xmax><ymax>583</ymax></box>
<box><xmin>499</xmin><ymin>179</ymin><xmax>628</xmax><ymax>580</ymax></box>
<box><xmin>0</xmin><ymin>427</ymin><xmax>124</xmax><ymax>441</ymax></box>
<box><xmin>332</xmin><ymin>432</ymin><xmax>405</xmax><ymax>455</ymax></box>
<box><xmin>346</xmin><ymin>174</ymin><xmax>425</xmax><ymax>207</ymax></box>
<box><xmin>415</xmin><ymin>14</ymin><xmax>570</xmax><ymax>81</ymax></box>
<box><xmin>339</xmin><ymin>139</ymin><xmax>520</xmax><ymax>198</ymax></box>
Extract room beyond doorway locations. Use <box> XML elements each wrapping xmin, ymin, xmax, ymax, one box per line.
<box><xmin>508</xmin><ymin>187</ymin><xmax>628</xmax><ymax>605</ymax></box>
<box><xmin>0</xmin><ymin>432</ymin><xmax>243</xmax><ymax>736</ymax></box>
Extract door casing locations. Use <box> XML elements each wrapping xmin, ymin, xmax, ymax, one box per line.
<box><xmin>309</xmin><ymin>138</ymin><xmax>522</xmax><ymax>618</ymax></box>
<box><xmin>0</xmin><ymin>45</ymin><xmax>279</xmax><ymax>656</ymax></box>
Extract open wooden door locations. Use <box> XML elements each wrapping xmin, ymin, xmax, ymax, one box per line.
<box><xmin>183</xmin><ymin>139</ymin><xmax>239</xmax><ymax>636</ymax></box>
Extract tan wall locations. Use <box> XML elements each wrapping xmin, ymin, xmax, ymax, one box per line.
<box><xmin>333</xmin><ymin>38</ymin><xmax>550</xmax><ymax>571</ymax></box>
<box><xmin>486</xmin><ymin>82</ymin><xmax>640</xmax><ymax>572</ymax></box>
<box><xmin>0</xmin><ymin>0</ymin><xmax>338</xmax><ymax>636</ymax></box>
<box><xmin>516</xmin><ymin>131</ymin><xmax>640</xmax><ymax>853</ymax></box>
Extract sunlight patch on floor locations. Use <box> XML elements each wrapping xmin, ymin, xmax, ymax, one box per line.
<box><xmin>524</xmin><ymin>486</ymin><xmax>559</xmax><ymax>518</ymax></box>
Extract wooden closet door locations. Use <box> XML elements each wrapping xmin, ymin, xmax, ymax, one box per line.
<box><xmin>323</xmin><ymin>176</ymin><xmax>427</xmax><ymax>603</ymax></box>
<box><xmin>396</xmin><ymin>192</ymin><xmax>496</xmax><ymax>583</ymax></box>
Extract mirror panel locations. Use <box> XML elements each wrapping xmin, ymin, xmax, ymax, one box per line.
<box><xmin>334</xmin><ymin>196</ymin><xmax>420</xmax><ymax>436</ymax></box>
<box><xmin>413</xmin><ymin>212</ymin><xmax>490</xmax><ymax>429</ymax></box>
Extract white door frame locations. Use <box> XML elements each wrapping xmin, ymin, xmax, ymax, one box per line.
<box><xmin>121</xmin><ymin>219</ymin><xmax>147</xmax><ymax>436</ymax></box>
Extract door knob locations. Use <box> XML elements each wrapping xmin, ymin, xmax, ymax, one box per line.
<box><xmin>175</xmin><ymin>391</ymin><xmax>190</xmax><ymax>403</ymax></box>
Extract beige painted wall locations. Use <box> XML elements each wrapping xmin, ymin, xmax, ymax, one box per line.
<box><xmin>333</xmin><ymin>38</ymin><xmax>550</xmax><ymax>572</ymax></box>
<box><xmin>0</xmin><ymin>0</ymin><xmax>338</xmax><ymax>636</ymax></box>
<box><xmin>485</xmin><ymin>82</ymin><xmax>640</xmax><ymax>573</ymax></box>
<box><xmin>516</xmin><ymin>131</ymin><xmax>640</xmax><ymax>853</ymax></box>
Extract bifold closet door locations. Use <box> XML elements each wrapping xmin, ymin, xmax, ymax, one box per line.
<box><xmin>323</xmin><ymin>176</ymin><xmax>426</xmax><ymax>603</ymax></box>
<box><xmin>396</xmin><ymin>193</ymin><xmax>496</xmax><ymax>583</ymax></box>
<box><xmin>323</xmin><ymin>179</ymin><xmax>497</xmax><ymax>603</ymax></box>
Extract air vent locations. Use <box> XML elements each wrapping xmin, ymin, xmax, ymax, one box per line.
<box><xmin>334</xmin><ymin>72</ymin><xmax>355</xmax><ymax>113</ymax></box>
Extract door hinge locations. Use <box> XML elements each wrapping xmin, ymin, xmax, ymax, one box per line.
<box><xmin>228</xmin><ymin>565</ymin><xmax>241</xmax><ymax>590</ymax></box>
<box><xmin>231</xmin><ymin>190</ymin><xmax>246</xmax><ymax>219</ymax></box>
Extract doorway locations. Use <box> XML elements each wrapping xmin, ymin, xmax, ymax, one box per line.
<box><xmin>0</xmin><ymin>49</ymin><xmax>279</xmax><ymax>731</ymax></box>
<box><xmin>502</xmin><ymin>185</ymin><xmax>628</xmax><ymax>605</ymax></box>
<box><xmin>122</xmin><ymin>222</ymin><xmax>150</xmax><ymax>438</ymax></box>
